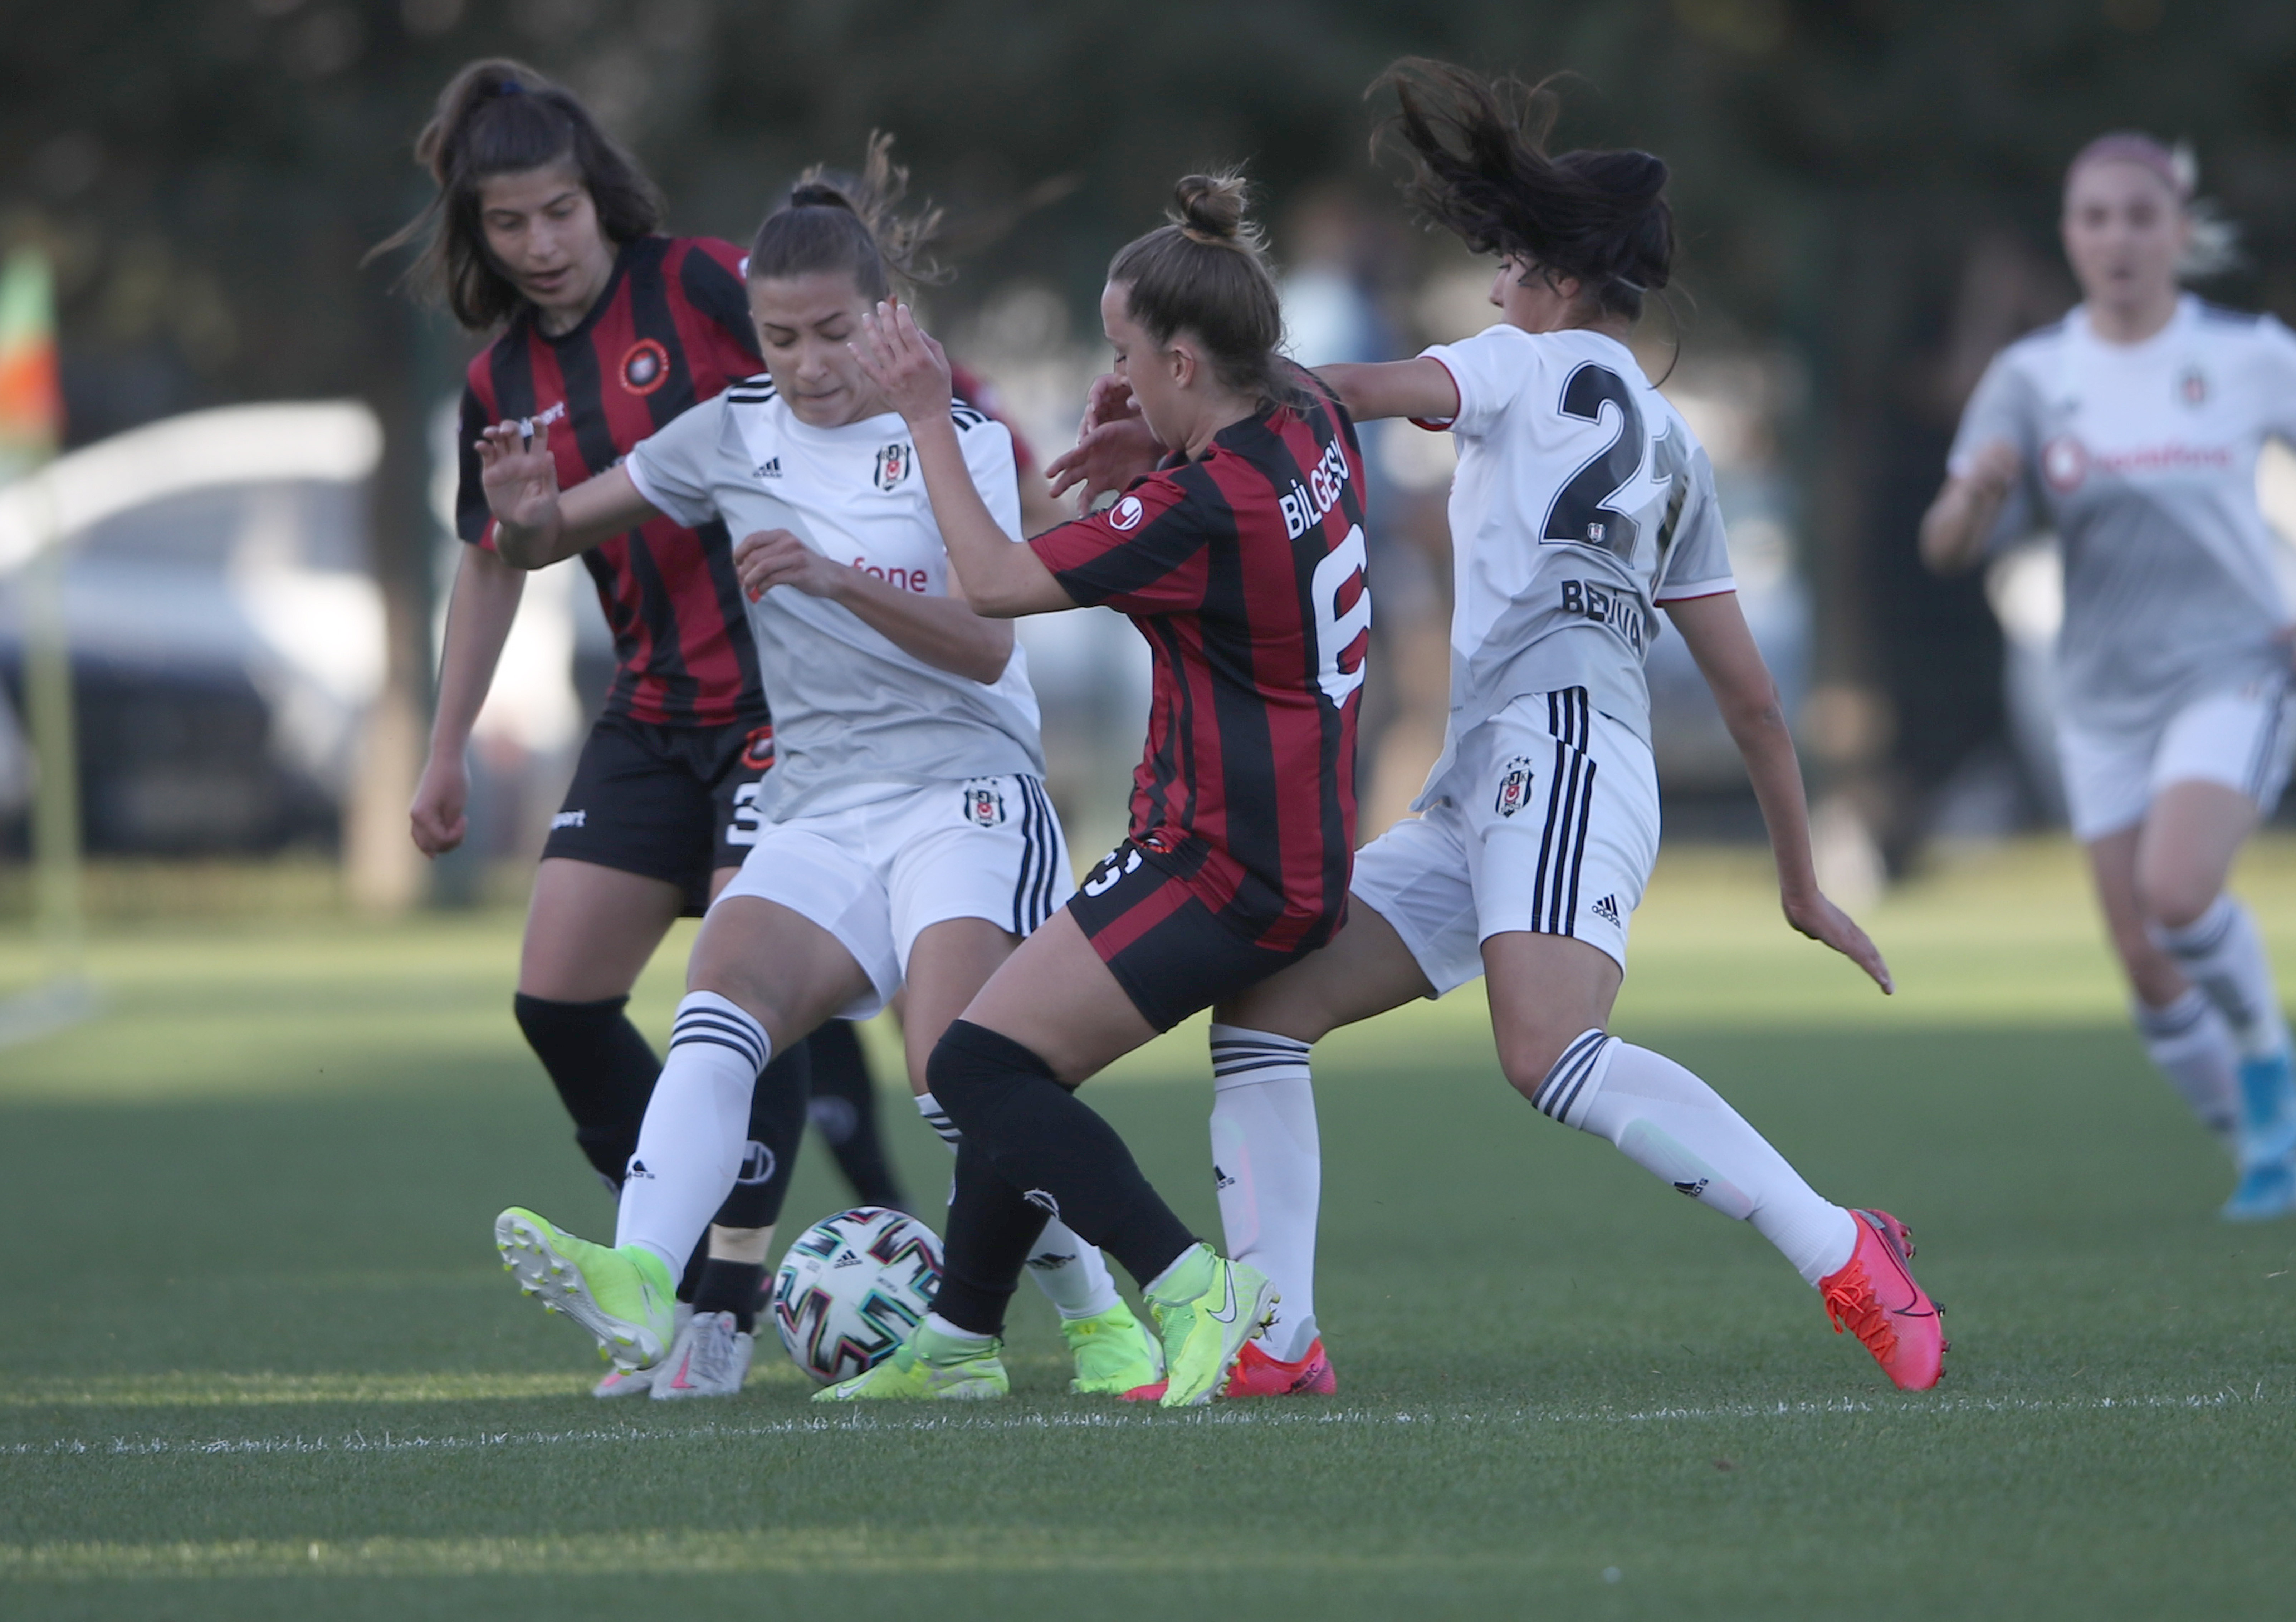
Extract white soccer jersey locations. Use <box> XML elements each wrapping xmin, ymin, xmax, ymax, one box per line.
<box><xmin>1952</xmin><ymin>295</ymin><xmax>2296</xmax><ymax>739</ymax></box>
<box><xmin>626</xmin><ymin>379</ymin><xmax>1045</xmax><ymax>818</ymax></box>
<box><xmin>1413</xmin><ymin>323</ymin><xmax>1736</xmax><ymax>809</ymax></box>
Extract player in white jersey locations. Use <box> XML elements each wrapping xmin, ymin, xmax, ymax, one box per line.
<box><xmin>1191</xmin><ymin>61</ymin><xmax>1945</xmax><ymax>1392</ymax></box>
<box><xmin>1923</xmin><ymin>133</ymin><xmax>2296</xmax><ymax>1221</ymax></box>
<box><xmin>472</xmin><ymin>143</ymin><xmax>1166</xmax><ymax>1397</ymax></box>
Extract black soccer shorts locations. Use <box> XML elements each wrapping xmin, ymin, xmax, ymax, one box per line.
<box><xmin>540</xmin><ymin>713</ymin><xmax>775</xmax><ymax>915</ymax></box>
<box><xmin>1067</xmin><ymin>837</ymin><xmax>1329</xmax><ymax>1033</ymax></box>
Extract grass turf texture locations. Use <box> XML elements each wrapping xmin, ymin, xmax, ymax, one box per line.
<box><xmin>4</xmin><ymin>838</ymin><xmax>2294</xmax><ymax>1618</ymax></box>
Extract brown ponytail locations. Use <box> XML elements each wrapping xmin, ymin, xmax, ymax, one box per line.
<box><xmin>1108</xmin><ymin>172</ymin><xmax>1298</xmax><ymax>407</ymax></box>
<box><xmin>371</xmin><ymin>58</ymin><xmax>664</xmax><ymax>330</ymax></box>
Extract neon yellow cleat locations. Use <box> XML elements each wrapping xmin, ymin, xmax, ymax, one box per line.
<box><xmin>1145</xmin><ymin>1244</ymin><xmax>1276</xmax><ymax>1409</ymax></box>
<box><xmin>1061</xmin><ymin>1300</ymin><xmax>1166</xmax><ymax>1398</ymax></box>
<box><xmin>494</xmin><ymin>1207</ymin><xmax>676</xmax><ymax>1372</ymax></box>
<box><xmin>812</xmin><ymin>1323</ymin><xmax>1010</xmax><ymax>1402</ymax></box>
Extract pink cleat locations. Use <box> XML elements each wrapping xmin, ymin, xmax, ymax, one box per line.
<box><xmin>1222</xmin><ymin>1336</ymin><xmax>1337</xmax><ymax>1398</ymax></box>
<box><xmin>1819</xmin><ymin>1209</ymin><xmax>1946</xmax><ymax>1391</ymax></box>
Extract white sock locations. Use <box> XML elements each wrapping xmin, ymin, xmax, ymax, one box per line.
<box><xmin>920</xmin><ymin>1311</ymin><xmax>994</xmax><ymax>1349</ymax></box>
<box><xmin>2134</xmin><ymin>990</ymin><xmax>2243</xmax><ymax>1153</ymax></box>
<box><xmin>615</xmin><ymin>993</ymin><xmax>766</xmax><ymax>1272</ymax></box>
<box><xmin>1535</xmin><ymin>1031</ymin><xmax>1858</xmax><ymax>1287</ymax></box>
<box><xmin>915</xmin><ymin>1090</ymin><xmax>1120</xmax><ymax>1321</ymax></box>
<box><xmin>2157</xmin><ymin>897</ymin><xmax>2290</xmax><ymax>1060</ymax></box>
<box><xmin>1208</xmin><ymin>1023</ymin><xmax>1321</xmax><ymax>1361</ymax></box>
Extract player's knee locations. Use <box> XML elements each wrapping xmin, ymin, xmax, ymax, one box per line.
<box><xmin>925</xmin><ymin>1019</ymin><xmax>1058</xmax><ymax>1132</ymax></box>
<box><xmin>2135</xmin><ymin>866</ymin><xmax>2219</xmax><ymax>933</ymax></box>
<box><xmin>1495</xmin><ymin>1029</ymin><xmax>1579</xmax><ymax>1104</ymax></box>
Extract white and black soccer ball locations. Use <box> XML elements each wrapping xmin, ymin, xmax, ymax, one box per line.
<box><xmin>771</xmin><ymin>1206</ymin><xmax>943</xmax><ymax>1385</ymax></box>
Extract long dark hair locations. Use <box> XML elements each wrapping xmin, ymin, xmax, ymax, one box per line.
<box><xmin>747</xmin><ymin>132</ymin><xmax>947</xmax><ymax>301</ymax></box>
<box><xmin>1372</xmin><ymin>58</ymin><xmax>1672</xmax><ymax>322</ymax></box>
<box><xmin>371</xmin><ymin>58</ymin><xmax>664</xmax><ymax>330</ymax></box>
<box><xmin>1107</xmin><ymin>172</ymin><xmax>1297</xmax><ymax>406</ymax></box>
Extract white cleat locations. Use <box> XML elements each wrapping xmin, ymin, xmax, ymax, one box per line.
<box><xmin>651</xmin><ymin>1309</ymin><xmax>753</xmax><ymax>1400</ymax></box>
<box><xmin>593</xmin><ymin>1306</ymin><xmax>692</xmax><ymax>1397</ymax></box>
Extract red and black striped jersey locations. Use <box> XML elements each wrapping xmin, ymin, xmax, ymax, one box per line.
<box><xmin>1030</xmin><ymin>384</ymin><xmax>1371</xmax><ymax>951</ymax></box>
<box><xmin>456</xmin><ymin>235</ymin><xmax>766</xmax><ymax>728</ymax></box>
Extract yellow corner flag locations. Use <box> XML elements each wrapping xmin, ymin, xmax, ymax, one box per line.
<box><xmin>0</xmin><ymin>248</ymin><xmax>64</xmax><ymax>464</ymax></box>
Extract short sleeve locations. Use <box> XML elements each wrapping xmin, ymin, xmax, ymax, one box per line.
<box><xmin>1652</xmin><ymin>448</ymin><xmax>1736</xmax><ymax>603</ymax></box>
<box><xmin>1416</xmin><ymin>324</ymin><xmax>1533</xmax><ymax>438</ymax></box>
<box><xmin>622</xmin><ymin>397</ymin><xmax>724</xmax><ymax>530</ymax></box>
<box><xmin>1947</xmin><ymin>349</ymin><xmax>2043</xmax><ymax>550</ymax></box>
<box><xmin>955</xmin><ymin>407</ymin><xmax>1024</xmax><ymax>543</ymax></box>
<box><xmin>453</xmin><ymin>382</ymin><xmax>494</xmax><ymax>546</ymax></box>
<box><xmin>1027</xmin><ymin>467</ymin><xmax>1211</xmax><ymax>614</ymax></box>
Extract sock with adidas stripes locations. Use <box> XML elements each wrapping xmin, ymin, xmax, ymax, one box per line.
<box><xmin>2156</xmin><ymin>896</ymin><xmax>2290</xmax><ymax>1061</ymax></box>
<box><xmin>915</xmin><ymin>1090</ymin><xmax>1120</xmax><ymax>1320</ymax></box>
<box><xmin>2133</xmin><ymin>989</ymin><xmax>2243</xmax><ymax>1152</ymax></box>
<box><xmin>1533</xmin><ymin>1030</ymin><xmax>1857</xmax><ymax>1286</ymax></box>
<box><xmin>616</xmin><ymin>992</ymin><xmax>770</xmax><ymax>1274</ymax></box>
<box><xmin>1208</xmin><ymin>1023</ymin><xmax>1322</xmax><ymax>1362</ymax></box>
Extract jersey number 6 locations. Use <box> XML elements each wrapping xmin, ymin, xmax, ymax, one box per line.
<box><xmin>1543</xmin><ymin>363</ymin><xmax>1645</xmax><ymax>561</ymax></box>
<box><xmin>1311</xmin><ymin>524</ymin><xmax>1372</xmax><ymax>707</ymax></box>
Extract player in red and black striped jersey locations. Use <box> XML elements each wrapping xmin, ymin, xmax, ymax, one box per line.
<box><xmin>820</xmin><ymin>173</ymin><xmax>1369</xmax><ymax>1408</ymax></box>
<box><xmin>385</xmin><ymin>60</ymin><xmax>904</xmax><ymax>1396</ymax></box>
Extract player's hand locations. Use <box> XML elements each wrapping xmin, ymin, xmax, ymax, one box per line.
<box><xmin>734</xmin><ymin>529</ymin><xmax>840</xmax><ymax>600</ymax></box>
<box><xmin>1966</xmin><ymin>438</ymin><xmax>2022</xmax><ymax>498</ymax></box>
<box><xmin>852</xmin><ymin>300</ymin><xmax>953</xmax><ymax>427</ymax></box>
<box><xmin>1782</xmin><ymin>890</ymin><xmax>1894</xmax><ymax>995</ymax></box>
<box><xmin>408</xmin><ymin>753</ymin><xmax>469</xmax><ymax>857</ymax></box>
<box><xmin>476</xmin><ymin>418</ymin><xmax>563</xmax><ymax>536</ymax></box>
<box><xmin>1077</xmin><ymin>371</ymin><xmax>1143</xmax><ymax>437</ymax></box>
<box><xmin>1045</xmin><ymin>416</ymin><xmax>1165</xmax><ymax>513</ymax></box>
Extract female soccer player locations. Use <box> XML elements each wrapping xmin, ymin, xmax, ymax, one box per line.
<box><xmin>480</xmin><ymin>142</ymin><xmax>1162</xmax><ymax>1398</ymax></box>
<box><xmin>380</xmin><ymin>58</ymin><xmax>883</xmax><ymax>1398</ymax></box>
<box><xmin>819</xmin><ymin>172</ymin><xmax>1373</xmax><ymax>1408</ymax></box>
<box><xmin>1923</xmin><ymin>133</ymin><xmax>2296</xmax><ymax>1221</ymax></box>
<box><xmin>1189</xmin><ymin>62</ymin><xmax>1944</xmax><ymax>1393</ymax></box>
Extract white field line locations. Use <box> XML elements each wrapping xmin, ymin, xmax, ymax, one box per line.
<box><xmin>9</xmin><ymin>1387</ymin><xmax>2281</xmax><ymax>1461</ymax></box>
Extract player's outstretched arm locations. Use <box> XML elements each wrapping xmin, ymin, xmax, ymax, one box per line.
<box><xmin>475</xmin><ymin>419</ymin><xmax>660</xmax><ymax>568</ymax></box>
<box><xmin>1665</xmin><ymin>590</ymin><xmax>1895</xmax><ymax>995</ymax></box>
<box><xmin>854</xmin><ymin>301</ymin><xmax>1074</xmax><ymax>618</ymax></box>
<box><xmin>410</xmin><ymin>543</ymin><xmax>525</xmax><ymax>856</ymax></box>
<box><xmin>1314</xmin><ymin>358</ymin><xmax>1459</xmax><ymax>425</ymax></box>
<box><xmin>1917</xmin><ymin>439</ymin><xmax>2020</xmax><ymax>577</ymax></box>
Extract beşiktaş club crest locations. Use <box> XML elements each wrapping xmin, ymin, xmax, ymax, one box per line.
<box><xmin>1494</xmin><ymin>756</ymin><xmax>1536</xmax><ymax>818</ymax></box>
<box><xmin>2179</xmin><ymin>365</ymin><xmax>2209</xmax><ymax>406</ymax></box>
<box><xmin>875</xmin><ymin>441</ymin><xmax>912</xmax><ymax>491</ymax></box>
<box><xmin>962</xmin><ymin>780</ymin><xmax>1007</xmax><ymax>827</ymax></box>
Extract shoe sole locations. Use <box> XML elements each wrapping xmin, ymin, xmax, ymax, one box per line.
<box><xmin>812</xmin><ymin>1373</ymin><xmax>1009</xmax><ymax>1403</ymax></box>
<box><xmin>1161</xmin><ymin>1273</ymin><xmax>1280</xmax><ymax>1410</ymax></box>
<box><xmin>495</xmin><ymin>1211</ymin><xmax>667</xmax><ymax>1372</ymax></box>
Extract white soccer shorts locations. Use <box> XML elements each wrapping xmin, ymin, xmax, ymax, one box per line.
<box><xmin>1350</xmin><ymin>688</ymin><xmax>1658</xmax><ymax>993</ymax></box>
<box><xmin>712</xmin><ymin>775</ymin><xmax>1074</xmax><ymax>1020</ymax></box>
<box><xmin>2057</xmin><ymin>678</ymin><xmax>2296</xmax><ymax>842</ymax></box>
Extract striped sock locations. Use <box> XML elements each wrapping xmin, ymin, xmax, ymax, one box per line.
<box><xmin>615</xmin><ymin>992</ymin><xmax>768</xmax><ymax>1273</ymax></box>
<box><xmin>2157</xmin><ymin>897</ymin><xmax>2290</xmax><ymax>1060</ymax></box>
<box><xmin>1208</xmin><ymin>1024</ymin><xmax>1322</xmax><ymax>1361</ymax></box>
<box><xmin>917</xmin><ymin>1090</ymin><xmax>1119</xmax><ymax>1320</ymax></box>
<box><xmin>2133</xmin><ymin>990</ymin><xmax>2242</xmax><ymax>1153</ymax></box>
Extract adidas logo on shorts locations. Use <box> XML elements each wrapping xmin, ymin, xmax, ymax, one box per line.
<box><xmin>1591</xmin><ymin>894</ymin><xmax>1621</xmax><ymax>926</ymax></box>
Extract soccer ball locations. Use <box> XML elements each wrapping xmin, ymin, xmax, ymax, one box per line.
<box><xmin>771</xmin><ymin>1206</ymin><xmax>943</xmax><ymax>1385</ymax></box>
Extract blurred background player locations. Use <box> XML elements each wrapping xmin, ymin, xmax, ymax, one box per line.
<box><xmin>379</xmin><ymin>60</ymin><xmax>905</xmax><ymax>1398</ymax></box>
<box><xmin>822</xmin><ymin>172</ymin><xmax>1369</xmax><ymax>1408</ymax></box>
<box><xmin>479</xmin><ymin>139</ymin><xmax>1161</xmax><ymax>1399</ymax></box>
<box><xmin>1922</xmin><ymin>132</ymin><xmax>2296</xmax><ymax>1222</ymax></box>
<box><xmin>1203</xmin><ymin>61</ymin><xmax>1944</xmax><ymax>1394</ymax></box>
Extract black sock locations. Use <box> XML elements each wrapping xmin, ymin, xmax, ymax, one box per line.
<box><xmin>807</xmin><ymin>1020</ymin><xmax>910</xmax><ymax>1211</ymax></box>
<box><xmin>926</xmin><ymin>1019</ymin><xmax>1197</xmax><ymax>1290</ymax></box>
<box><xmin>931</xmin><ymin>1138</ymin><xmax>1049</xmax><ymax>1336</ymax></box>
<box><xmin>512</xmin><ymin>994</ymin><xmax>656</xmax><ymax>1186</ymax></box>
<box><xmin>711</xmin><ymin>1037</ymin><xmax>811</xmax><ymax>1230</ymax></box>
<box><xmin>693</xmin><ymin>1258</ymin><xmax>769</xmax><ymax>1333</ymax></box>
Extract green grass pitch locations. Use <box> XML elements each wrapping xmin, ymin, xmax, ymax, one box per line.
<box><xmin>3</xmin><ymin>839</ymin><xmax>2294</xmax><ymax>1618</ymax></box>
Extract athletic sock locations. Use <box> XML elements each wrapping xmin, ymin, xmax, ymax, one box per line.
<box><xmin>808</xmin><ymin>1020</ymin><xmax>910</xmax><ymax>1210</ymax></box>
<box><xmin>1208</xmin><ymin>1023</ymin><xmax>1322</xmax><ymax>1361</ymax></box>
<box><xmin>511</xmin><ymin>994</ymin><xmax>658</xmax><ymax>1189</ymax></box>
<box><xmin>2156</xmin><ymin>897</ymin><xmax>2291</xmax><ymax>1060</ymax></box>
<box><xmin>927</xmin><ymin>1019</ymin><xmax>1199</xmax><ymax>1288</ymax></box>
<box><xmin>2134</xmin><ymin>990</ymin><xmax>2243</xmax><ymax>1151</ymax></box>
<box><xmin>712</xmin><ymin>1038</ymin><xmax>811</xmax><ymax>1231</ymax></box>
<box><xmin>931</xmin><ymin>1138</ymin><xmax>1052</xmax><ymax>1337</ymax></box>
<box><xmin>919</xmin><ymin>1311</ymin><xmax>995</xmax><ymax>1351</ymax></box>
<box><xmin>1535</xmin><ymin>1031</ymin><xmax>1857</xmax><ymax>1287</ymax></box>
<box><xmin>915</xmin><ymin>1091</ymin><xmax>1120</xmax><ymax>1320</ymax></box>
<box><xmin>615</xmin><ymin>992</ymin><xmax>768</xmax><ymax>1274</ymax></box>
<box><xmin>692</xmin><ymin>1258</ymin><xmax>768</xmax><ymax>1334</ymax></box>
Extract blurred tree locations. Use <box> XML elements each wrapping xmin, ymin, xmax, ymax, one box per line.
<box><xmin>2</xmin><ymin>0</ymin><xmax>2290</xmax><ymax>879</ymax></box>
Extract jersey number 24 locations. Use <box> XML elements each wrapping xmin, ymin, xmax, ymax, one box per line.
<box><xmin>1543</xmin><ymin>363</ymin><xmax>1644</xmax><ymax>562</ymax></box>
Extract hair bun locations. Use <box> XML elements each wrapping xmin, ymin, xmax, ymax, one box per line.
<box><xmin>788</xmin><ymin>180</ymin><xmax>858</xmax><ymax>212</ymax></box>
<box><xmin>1169</xmin><ymin>173</ymin><xmax>1255</xmax><ymax>246</ymax></box>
